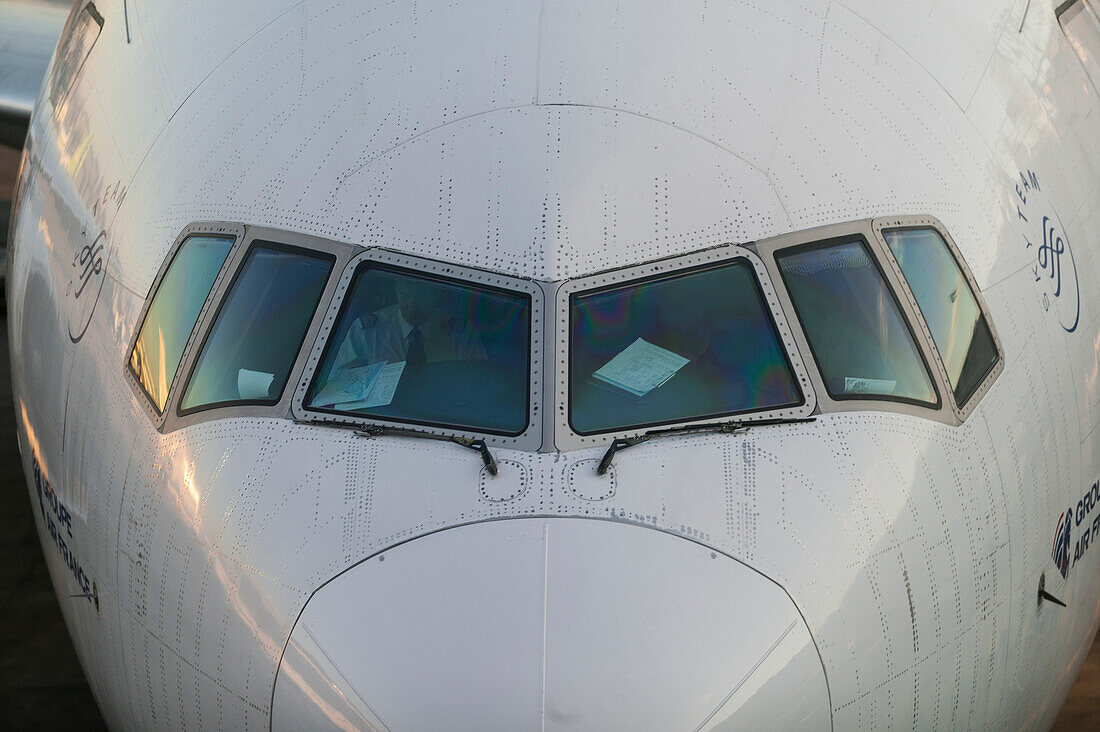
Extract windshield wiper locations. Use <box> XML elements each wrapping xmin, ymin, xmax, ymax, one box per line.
<box><xmin>596</xmin><ymin>416</ymin><xmax>817</xmax><ymax>475</ymax></box>
<box><xmin>293</xmin><ymin>418</ymin><xmax>498</xmax><ymax>476</ymax></box>
<box><xmin>358</xmin><ymin>424</ymin><xmax>498</xmax><ymax>476</ymax></box>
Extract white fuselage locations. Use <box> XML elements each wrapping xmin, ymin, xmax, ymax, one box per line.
<box><xmin>5</xmin><ymin>1</ymin><xmax>1100</xmax><ymax>729</ymax></box>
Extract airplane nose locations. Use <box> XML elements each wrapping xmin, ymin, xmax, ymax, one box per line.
<box><xmin>271</xmin><ymin>519</ymin><xmax>830</xmax><ymax>731</ymax></box>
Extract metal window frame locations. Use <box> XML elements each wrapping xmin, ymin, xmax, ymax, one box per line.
<box><xmin>1056</xmin><ymin>0</ymin><xmax>1088</xmax><ymax>19</ymax></box>
<box><xmin>870</xmin><ymin>215</ymin><xmax>1004</xmax><ymax>422</ymax></box>
<box><xmin>124</xmin><ymin>222</ymin><xmax>244</xmax><ymax>429</ymax></box>
<box><xmin>753</xmin><ymin>218</ymin><xmax>957</xmax><ymax>426</ymax></box>
<box><xmin>552</xmin><ymin>244</ymin><xmax>818</xmax><ymax>452</ymax></box>
<box><xmin>132</xmin><ymin>216</ymin><xmax>1000</xmax><ymax>444</ymax></box>
<box><xmin>290</xmin><ymin>248</ymin><xmax>546</xmax><ymax>452</ymax></box>
<box><xmin>48</xmin><ymin>1</ymin><xmax>104</xmax><ymax>116</ymax></box>
<box><xmin>1056</xmin><ymin>0</ymin><xmax>1100</xmax><ymax>95</ymax></box>
<box><xmin>174</xmin><ymin>239</ymin><xmax>341</xmax><ymax>418</ymax></box>
<box><xmin>161</xmin><ymin>226</ymin><xmax>357</xmax><ymax>433</ymax></box>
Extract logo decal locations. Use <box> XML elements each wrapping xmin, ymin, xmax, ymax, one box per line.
<box><xmin>31</xmin><ymin>450</ymin><xmax>97</xmax><ymax>609</ymax></box>
<box><xmin>65</xmin><ymin>181</ymin><xmax>125</xmax><ymax>343</ymax></box>
<box><xmin>1052</xmin><ymin>509</ymin><xmax>1072</xmax><ymax>579</ymax></box>
<box><xmin>65</xmin><ymin>230</ymin><xmax>108</xmax><ymax>343</ymax></box>
<box><xmin>1052</xmin><ymin>480</ymin><xmax>1100</xmax><ymax>579</ymax></box>
<box><xmin>1014</xmin><ymin>169</ymin><xmax>1081</xmax><ymax>334</ymax></box>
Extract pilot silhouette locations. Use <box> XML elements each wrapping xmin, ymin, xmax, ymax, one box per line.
<box><xmin>332</xmin><ymin>277</ymin><xmax>487</xmax><ymax>369</ymax></box>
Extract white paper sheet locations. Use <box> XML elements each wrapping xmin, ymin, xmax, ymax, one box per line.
<box><xmin>237</xmin><ymin>368</ymin><xmax>275</xmax><ymax>399</ymax></box>
<box><xmin>843</xmin><ymin>376</ymin><xmax>897</xmax><ymax>395</ymax></box>
<box><xmin>335</xmin><ymin>361</ymin><xmax>406</xmax><ymax>411</ymax></box>
<box><xmin>311</xmin><ymin>362</ymin><xmax>387</xmax><ymax>407</ymax></box>
<box><xmin>592</xmin><ymin>338</ymin><xmax>690</xmax><ymax>397</ymax></box>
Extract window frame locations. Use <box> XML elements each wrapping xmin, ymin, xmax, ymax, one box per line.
<box><xmin>870</xmin><ymin>215</ymin><xmax>1004</xmax><ymax>421</ymax></box>
<box><xmin>290</xmin><ymin>248</ymin><xmax>546</xmax><ymax>452</ymax></box>
<box><xmin>1057</xmin><ymin>0</ymin><xmax>1100</xmax><ymax>95</ymax></box>
<box><xmin>553</xmin><ymin>244</ymin><xmax>817</xmax><ymax>451</ymax></box>
<box><xmin>772</xmin><ymin>234</ymin><xmax>943</xmax><ymax>410</ymax></box>
<box><xmin>133</xmin><ymin>216</ymin><xmax>1001</xmax><ymax>442</ymax></box>
<box><xmin>48</xmin><ymin>1</ymin><xmax>104</xmax><ymax>118</ymax></box>
<box><xmin>754</xmin><ymin>219</ymin><xmax>955</xmax><ymax>425</ymax></box>
<box><xmin>175</xmin><ymin>240</ymin><xmax>339</xmax><ymax>419</ymax></box>
<box><xmin>160</xmin><ymin>227</ymin><xmax>353</xmax><ymax>432</ymax></box>
<box><xmin>124</xmin><ymin>222</ymin><xmax>244</xmax><ymax>428</ymax></box>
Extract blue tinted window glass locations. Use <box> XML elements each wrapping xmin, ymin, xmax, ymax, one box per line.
<box><xmin>884</xmin><ymin>228</ymin><xmax>998</xmax><ymax>406</ymax></box>
<box><xmin>569</xmin><ymin>260</ymin><xmax>803</xmax><ymax>434</ymax></box>
<box><xmin>305</xmin><ymin>264</ymin><xmax>531</xmax><ymax>435</ymax></box>
<box><xmin>129</xmin><ymin>235</ymin><xmax>232</xmax><ymax>413</ymax></box>
<box><xmin>180</xmin><ymin>243</ymin><xmax>333</xmax><ymax>413</ymax></box>
<box><xmin>776</xmin><ymin>240</ymin><xmax>938</xmax><ymax>405</ymax></box>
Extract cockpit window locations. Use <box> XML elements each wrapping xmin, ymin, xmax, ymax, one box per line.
<box><xmin>129</xmin><ymin>235</ymin><xmax>232</xmax><ymax>413</ymax></box>
<box><xmin>568</xmin><ymin>260</ymin><xmax>804</xmax><ymax>435</ymax></box>
<box><xmin>1059</xmin><ymin>0</ymin><xmax>1100</xmax><ymax>92</ymax></box>
<box><xmin>776</xmin><ymin>239</ymin><xmax>939</xmax><ymax>406</ymax></box>
<box><xmin>179</xmin><ymin>243</ymin><xmax>333</xmax><ymax>414</ymax></box>
<box><xmin>883</xmin><ymin>228</ymin><xmax>999</xmax><ymax>407</ymax></box>
<box><xmin>49</xmin><ymin>2</ymin><xmax>104</xmax><ymax>115</ymax></box>
<box><xmin>304</xmin><ymin>264</ymin><xmax>531</xmax><ymax>435</ymax></box>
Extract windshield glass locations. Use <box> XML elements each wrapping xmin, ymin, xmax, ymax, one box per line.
<box><xmin>180</xmin><ymin>243</ymin><xmax>334</xmax><ymax>413</ymax></box>
<box><xmin>129</xmin><ymin>235</ymin><xmax>232</xmax><ymax>413</ymax></box>
<box><xmin>569</xmin><ymin>260</ymin><xmax>803</xmax><ymax>434</ymax></box>
<box><xmin>304</xmin><ymin>263</ymin><xmax>531</xmax><ymax>435</ymax></box>
<box><xmin>883</xmin><ymin>228</ymin><xmax>998</xmax><ymax>406</ymax></box>
<box><xmin>776</xmin><ymin>239</ymin><xmax>938</xmax><ymax>406</ymax></box>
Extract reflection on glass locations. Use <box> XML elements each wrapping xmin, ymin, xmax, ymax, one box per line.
<box><xmin>884</xmin><ymin>228</ymin><xmax>998</xmax><ymax>407</ymax></box>
<box><xmin>129</xmin><ymin>235</ymin><xmax>232</xmax><ymax>413</ymax></box>
<box><xmin>1060</xmin><ymin>1</ymin><xmax>1100</xmax><ymax>92</ymax></box>
<box><xmin>305</xmin><ymin>264</ymin><xmax>531</xmax><ymax>435</ymax></box>
<box><xmin>49</xmin><ymin>3</ymin><xmax>103</xmax><ymax>113</ymax></box>
<box><xmin>180</xmin><ymin>243</ymin><xmax>333</xmax><ymax>413</ymax></box>
<box><xmin>776</xmin><ymin>240</ymin><xmax>937</xmax><ymax>405</ymax></box>
<box><xmin>569</xmin><ymin>261</ymin><xmax>803</xmax><ymax>434</ymax></box>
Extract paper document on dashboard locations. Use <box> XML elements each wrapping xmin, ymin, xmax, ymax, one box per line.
<box><xmin>312</xmin><ymin>361</ymin><xmax>387</xmax><ymax>407</ymax></box>
<box><xmin>593</xmin><ymin>338</ymin><xmax>690</xmax><ymax>396</ymax></box>
<box><xmin>335</xmin><ymin>361</ymin><xmax>406</xmax><ymax>410</ymax></box>
<box><xmin>237</xmin><ymin>368</ymin><xmax>274</xmax><ymax>399</ymax></box>
<box><xmin>843</xmin><ymin>376</ymin><xmax>897</xmax><ymax>395</ymax></box>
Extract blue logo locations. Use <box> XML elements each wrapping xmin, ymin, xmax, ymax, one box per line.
<box><xmin>1053</xmin><ymin>480</ymin><xmax>1100</xmax><ymax>578</ymax></box>
<box><xmin>1015</xmin><ymin>170</ymin><xmax>1081</xmax><ymax>334</ymax></box>
<box><xmin>1052</xmin><ymin>508</ymin><xmax>1072</xmax><ymax>579</ymax></box>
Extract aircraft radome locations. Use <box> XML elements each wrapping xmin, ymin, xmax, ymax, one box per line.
<box><xmin>3</xmin><ymin>0</ymin><xmax>1100</xmax><ymax>729</ymax></box>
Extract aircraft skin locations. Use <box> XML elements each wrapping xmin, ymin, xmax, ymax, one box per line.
<box><xmin>4</xmin><ymin>0</ymin><xmax>1100</xmax><ymax>729</ymax></box>
<box><xmin>0</xmin><ymin>1</ymin><xmax>69</xmax><ymax>146</ymax></box>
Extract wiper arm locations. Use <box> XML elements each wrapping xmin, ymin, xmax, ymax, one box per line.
<box><xmin>293</xmin><ymin>418</ymin><xmax>498</xmax><ymax>476</ymax></box>
<box><xmin>596</xmin><ymin>416</ymin><xmax>816</xmax><ymax>475</ymax></box>
<box><xmin>357</xmin><ymin>424</ymin><xmax>499</xmax><ymax>476</ymax></box>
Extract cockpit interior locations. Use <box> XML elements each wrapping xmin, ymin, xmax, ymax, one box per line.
<box><xmin>125</xmin><ymin>215</ymin><xmax>1003</xmax><ymax>469</ymax></box>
